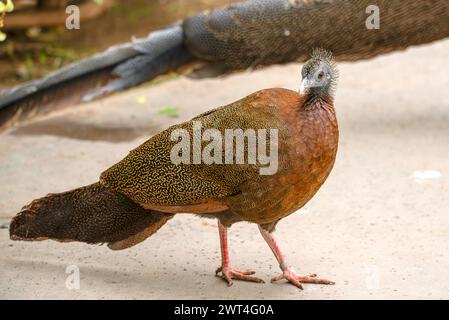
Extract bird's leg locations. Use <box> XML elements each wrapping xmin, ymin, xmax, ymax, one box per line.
<box><xmin>215</xmin><ymin>221</ymin><xmax>264</xmax><ymax>286</ymax></box>
<box><xmin>258</xmin><ymin>225</ymin><xmax>335</xmax><ymax>289</ymax></box>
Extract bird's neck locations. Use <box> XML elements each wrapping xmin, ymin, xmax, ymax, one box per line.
<box><xmin>303</xmin><ymin>92</ymin><xmax>334</xmax><ymax>110</ymax></box>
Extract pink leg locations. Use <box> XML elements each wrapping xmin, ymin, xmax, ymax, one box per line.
<box><xmin>258</xmin><ymin>225</ymin><xmax>335</xmax><ymax>289</ymax></box>
<box><xmin>215</xmin><ymin>221</ymin><xmax>264</xmax><ymax>286</ymax></box>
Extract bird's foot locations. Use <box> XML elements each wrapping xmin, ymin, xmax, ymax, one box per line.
<box><xmin>215</xmin><ymin>266</ymin><xmax>265</xmax><ymax>286</ymax></box>
<box><xmin>271</xmin><ymin>268</ymin><xmax>335</xmax><ymax>290</ymax></box>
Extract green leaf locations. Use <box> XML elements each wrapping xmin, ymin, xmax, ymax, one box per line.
<box><xmin>38</xmin><ymin>52</ymin><xmax>47</xmax><ymax>64</ymax></box>
<box><xmin>5</xmin><ymin>0</ymin><xmax>14</xmax><ymax>12</ymax></box>
<box><xmin>158</xmin><ymin>106</ymin><xmax>178</xmax><ymax>118</ymax></box>
<box><xmin>0</xmin><ymin>0</ymin><xmax>14</xmax><ymax>13</ymax></box>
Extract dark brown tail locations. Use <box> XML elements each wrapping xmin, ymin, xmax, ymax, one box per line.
<box><xmin>0</xmin><ymin>25</ymin><xmax>192</xmax><ymax>132</ymax></box>
<box><xmin>9</xmin><ymin>182</ymin><xmax>173</xmax><ymax>250</ymax></box>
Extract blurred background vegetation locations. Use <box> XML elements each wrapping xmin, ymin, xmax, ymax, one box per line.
<box><xmin>0</xmin><ymin>0</ymin><xmax>232</xmax><ymax>88</ymax></box>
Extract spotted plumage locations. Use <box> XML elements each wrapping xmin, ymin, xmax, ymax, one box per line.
<box><xmin>10</xmin><ymin>51</ymin><xmax>339</xmax><ymax>289</ymax></box>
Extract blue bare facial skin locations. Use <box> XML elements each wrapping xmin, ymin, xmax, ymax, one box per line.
<box><xmin>300</xmin><ymin>49</ymin><xmax>338</xmax><ymax>97</ymax></box>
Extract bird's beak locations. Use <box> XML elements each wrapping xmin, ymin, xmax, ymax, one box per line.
<box><xmin>299</xmin><ymin>78</ymin><xmax>311</xmax><ymax>94</ymax></box>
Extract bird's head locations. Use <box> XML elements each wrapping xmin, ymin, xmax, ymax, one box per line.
<box><xmin>300</xmin><ymin>49</ymin><xmax>338</xmax><ymax>98</ymax></box>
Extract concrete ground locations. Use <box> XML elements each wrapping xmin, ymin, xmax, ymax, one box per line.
<box><xmin>1</xmin><ymin>39</ymin><xmax>449</xmax><ymax>300</ymax></box>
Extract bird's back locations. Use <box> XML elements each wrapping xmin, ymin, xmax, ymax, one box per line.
<box><xmin>100</xmin><ymin>88</ymin><xmax>338</xmax><ymax>224</ymax></box>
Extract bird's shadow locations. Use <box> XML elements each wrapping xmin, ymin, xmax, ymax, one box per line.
<box><xmin>11</xmin><ymin>118</ymin><xmax>163</xmax><ymax>143</ymax></box>
<box><xmin>4</xmin><ymin>256</ymin><xmax>224</xmax><ymax>298</ymax></box>
<box><xmin>5</xmin><ymin>255</ymin><xmax>291</xmax><ymax>299</ymax></box>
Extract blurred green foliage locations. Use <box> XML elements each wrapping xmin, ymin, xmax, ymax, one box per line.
<box><xmin>0</xmin><ymin>0</ymin><xmax>15</xmax><ymax>41</ymax></box>
<box><xmin>0</xmin><ymin>0</ymin><xmax>232</xmax><ymax>87</ymax></box>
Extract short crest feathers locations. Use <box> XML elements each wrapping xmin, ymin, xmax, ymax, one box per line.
<box><xmin>311</xmin><ymin>48</ymin><xmax>338</xmax><ymax>95</ymax></box>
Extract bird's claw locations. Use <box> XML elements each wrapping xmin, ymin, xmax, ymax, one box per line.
<box><xmin>215</xmin><ymin>266</ymin><xmax>264</xmax><ymax>286</ymax></box>
<box><xmin>271</xmin><ymin>268</ymin><xmax>335</xmax><ymax>290</ymax></box>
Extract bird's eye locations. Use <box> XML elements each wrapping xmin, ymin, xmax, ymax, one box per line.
<box><xmin>317</xmin><ymin>72</ymin><xmax>325</xmax><ymax>80</ymax></box>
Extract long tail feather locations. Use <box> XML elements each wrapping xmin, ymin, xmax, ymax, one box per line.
<box><xmin>9</xmin><ymin>182</ymin><xmax>173</xmax><ymax>250</ymax></box>
<box><xmin>0</xmin><ymin>25</ymin><xmax>192</xmax><ymax>132</ymax></box>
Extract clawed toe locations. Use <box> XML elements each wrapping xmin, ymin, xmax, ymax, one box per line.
<box><xmin>216</xmin><ymin>266</ymin><xmax>264</xmax><ymax>286</ymax></box>
<box><xmin>271</xmin><ymin>268</ymin><xmax>334</xmax><ymax>289</ymax></box>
